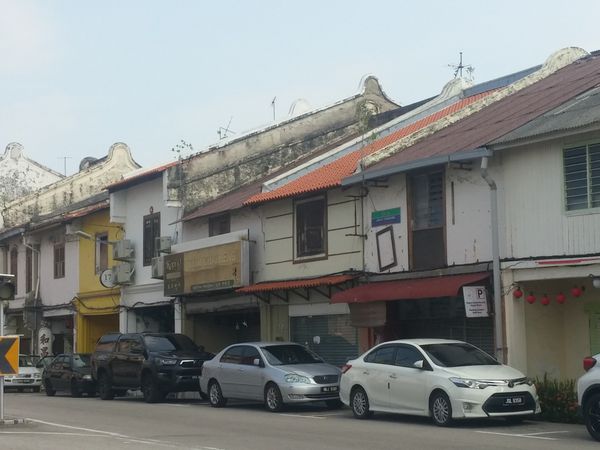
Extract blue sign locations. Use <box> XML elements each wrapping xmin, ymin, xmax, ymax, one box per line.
<box><xmin>371</xmin><ymin>208</ymin><xmax>401</xmax><ymax>227</ymax></box>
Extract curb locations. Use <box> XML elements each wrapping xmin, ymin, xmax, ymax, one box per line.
<box><xmin>0</xmin><ymin>417</ymin><xmax>30</xmax><ymax>426</ymax></box>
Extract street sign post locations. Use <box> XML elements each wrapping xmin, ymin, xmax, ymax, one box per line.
<box><xmin>0</xmin><ymin>273</ymin><xmax>16</xmax><ymax>421</ymax></box>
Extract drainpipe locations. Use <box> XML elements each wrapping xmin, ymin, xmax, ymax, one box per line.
<box><xmin>480</xmin><ymin>155</ymin><xmax>505</xmax><ymax>363</ymax></box>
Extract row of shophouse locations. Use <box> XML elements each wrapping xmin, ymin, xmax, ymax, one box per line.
<box><xmin>1</xmin><ymin>46</ymin><xmax>600</xmax><ymax>381</ymax></box>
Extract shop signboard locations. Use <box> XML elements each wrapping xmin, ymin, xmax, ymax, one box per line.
<box><xmin>164</xmin><ymin>240</ymin><xmax>249</xmax><ymax>296</ymax></box>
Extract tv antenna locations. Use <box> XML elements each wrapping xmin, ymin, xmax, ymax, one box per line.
<box><xmin>57</xmin><ymin>156</ymin><xmax>72</xmax><ymax>175</ymax></box>
<box><xmin>217</xmin><ymin>116</ymin><xmax>235</xmax><ymax>140</ymax></box>
<box><xmin>271</xmin><ymin>96</ymin><xmax>277</xmax><ymax>121</ymax></box>
<box><xmin>448</xmin><ymin>52</ymin><xmax>474</xmax><ymax>80</ymax></box>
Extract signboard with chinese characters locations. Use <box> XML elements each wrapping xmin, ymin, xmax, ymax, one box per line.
<box><xmin>38</xmin><ymin>326</ymin><xmax>53</xmax><ymax>357</ymax></box>
<box><xmin>462</xmin><ymin>286</ymin><xmax>489</xmax><ymax>318</ymax></box>
<box><xmin>371</xmin><ymin>208</ymin><xmax>401</xmax><ymax>228</ymax></box>
<box><xmin>164</xmin><ymin>241</ymin><xmax>249</xmax><ymax>296</ymax></box>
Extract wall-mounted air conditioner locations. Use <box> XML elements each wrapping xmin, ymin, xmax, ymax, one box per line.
<box><xmin>112</xmin><ymin>262</ymin><xmax>133</xmax><ymax>285</ymax></box>
<box><xmin>151</xmin><ymin>256</ymin><xmax>164</xmax><ymax>279</ymax></box>
<box><xmin>112</xmin><ymin>239</ymin><xmax>134</xmax><ymax>261</ymax></box>
<box><xmin>155</xmin><ymin>236</ymin><xmax>172</xmax><ymax>254</ymax></box>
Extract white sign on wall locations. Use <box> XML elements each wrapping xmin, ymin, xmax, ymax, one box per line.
<box><xmin>462</xmin><ymin>286</ymin><xmax>489</xmax><ymax>318</ymax></box>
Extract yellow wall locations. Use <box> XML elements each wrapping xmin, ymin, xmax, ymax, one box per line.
<box><xmin>75</xmin><ymin>208</ymin><xmax>123</xmax><ymax>352</ymax></box>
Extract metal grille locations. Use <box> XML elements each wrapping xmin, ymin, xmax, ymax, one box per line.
<box><xmin>313</xmin><ymin>375</ymin><xmax>340</xmax><ymax>385</ymax></box>
<box><xmin>482</xmin><ymin>392</ymin><xmax>536</xmax><ymax>414</ymax></box>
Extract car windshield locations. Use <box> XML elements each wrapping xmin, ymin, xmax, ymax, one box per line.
<box><xmin>143</xmin><ymin>334</ymin><xmax>198</xmax><ymax>352</ymax></box>
<box><xmin>72</xmin><ymin>354</ymin><xmax>91</xmax><ymax>368</ymax></box>
<box><xmin>261</xmin><ymin>345</ymin><xmax>323</xmax><ymax>365</ymax></box>
<box><xmin>420</xmin><ymin>343</ymin><xmax>500</xmax><ymax>367</ymax></box>
<box><xmin>18</xmin><ymin>355</ymin><xmax>35</xmax><ymax>367</ymax></box>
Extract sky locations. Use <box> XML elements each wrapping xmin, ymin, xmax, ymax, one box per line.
<box><xmin>1</xmin><ymin>0</ymin><xmax>599</xmax><ymax>176</ymax></box>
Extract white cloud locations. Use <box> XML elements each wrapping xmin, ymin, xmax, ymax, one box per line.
<box><xmin>0</xmin><ymin>1</ymin><xmax>59</xmax><ymax>73</ymax></box>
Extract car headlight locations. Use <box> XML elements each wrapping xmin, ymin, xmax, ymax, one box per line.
<box><xmin>155</xmin><ymin>358</ymin><xmax>178</xmax><ymax>366</ymax></box>
<box><xmin>284</xmin><ymin>373</ymin><xmax>311</xmax><ymax>384</ymax></box>
<box><xmin>82</xmin><ymin>374</ymin><xmax>92</xmax><ymax>380</ymax></box>
<box><xmin>34</xmin><ymin>373</ymin><xmax>42</xmax><ymax>379</ymax></box>
<box><xmin>449</xmin><ymin>377</ymin><xmax>498</xmax><ymax>389</ymax></box>
<box><xmin>4</xmin><ymin>375</ymin><xmax>14</xmax><ymax>380</ymax></box>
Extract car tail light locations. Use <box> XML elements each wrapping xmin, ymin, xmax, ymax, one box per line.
<box><xmin>341</xmin><ymin>364</ymin><xmax>352</xmax><ymax>374</ymax></box>
<box><xmin>584</xmin><ymin>357</ymin><xmax>597</xmax><ymax>372</ymax></box>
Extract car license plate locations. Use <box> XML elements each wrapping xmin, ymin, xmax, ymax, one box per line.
<box><xmin>321</xmin><ymin>386</ymin><xmax>339</xmax><ymax>393</ymax></box>
<box><xmin>504</xmin><ymin>396</ymin><xmax>523</xmax><ymax>406</ymax></box>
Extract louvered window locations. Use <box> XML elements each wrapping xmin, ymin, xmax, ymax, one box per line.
<box><xmin>564</xmin><ymin>143</ymin><xmax>600</xmax><ymax>211</ymax></box>
<box><xmin>143</xmin><ymin>212</ymin><xmax>161</xmax><ymax>266</ymax></box>
<box><xmin>295</xmin><ymin>197</ymin><xmax>326</xmax><ymax>258</ymax></box>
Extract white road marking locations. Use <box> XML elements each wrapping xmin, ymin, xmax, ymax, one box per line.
<box><xmin>26</xmin><ymin>418</ymin><xmax>226</xmax><ymax>450</ymax></box>
<box><xmin>0</xmin><ymin>432</ymin><xmax>106</xmax><ymax>437</ymax></box>
<box><xmin>279</xmin><ymin>413</ymin><xmax>327</xmax><ymax>419</ymax></box>
<box><xmin>522</xmin><ymin>431</ymin><xmax>570</xmax><ymax>436</ymax></box>
<box><xmin>475</xmin><ymin>430</ymin><xmax>569</xmax><ymax>441</ymax></box>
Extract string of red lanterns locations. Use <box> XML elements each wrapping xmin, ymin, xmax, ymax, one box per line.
<box><xmin>512</xmin><ymin>286</ymin><xmax>584</xmax><ymax>305</ymax></box>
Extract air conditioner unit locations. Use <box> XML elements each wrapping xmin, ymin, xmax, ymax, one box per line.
<box><xmin>155</xmin><ymin>236</ymin><xmax>172</xmax><ymax>254</ymax></box>
<box><xmin>112</xmin><ymin>239</ymin><xmax>134</xmax><ymax>261</ymax></box>
<box><xmin>151</xmin><ymin>256</ymin><xmax>164</xmax><ymax>279</ymax></box>
<box><xmin>112</xmin><ymin>262</ymin><xmax>133</xmax><ymax>285</ymax></box>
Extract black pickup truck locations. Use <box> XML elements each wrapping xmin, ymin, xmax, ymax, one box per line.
<box><xmin>91</xmin><ymin>332</ymin><xmax>214</xmax><ymax>403</ymax></box>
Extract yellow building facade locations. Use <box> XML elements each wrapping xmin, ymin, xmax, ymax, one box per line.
<box><xmin>75</xmin><ymin>206</ymin><xmax>121</xmax><ymax>353</ymax></box>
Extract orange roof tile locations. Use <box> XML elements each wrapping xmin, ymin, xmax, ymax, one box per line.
<box><xmin>244</xmin><ymin>91</ymin><xmax>493</xmax><ymax>206</ymax></box>
<box><xmin>236</xmin><ymin>274</ymin><xmax>356</xmax><ymax>293</ymax></box>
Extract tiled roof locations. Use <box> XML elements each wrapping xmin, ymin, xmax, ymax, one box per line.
<box><xmin>359</xmin><ymin>53</ymin><xmax>600</xmax><ymax>179</ymax></box>
<box><xmin>107</xmin><ymin>161</ymin><xmax>177</xmax><ymax>192</ymax></box>
<box><xmin>236</xmin><ymin>274</ymin><xmax>356</xmax><ymax>294</ymax></box>
<box><xmin>244</xmin><ymin>91</ymin><xmax>493</xmax><ymax>206</ymax></box>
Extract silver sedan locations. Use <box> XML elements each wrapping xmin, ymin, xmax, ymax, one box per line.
<box><xmin>199</xmin><ymin>342</ymin><xmax>341</xmax><ymax>412</ymax></box>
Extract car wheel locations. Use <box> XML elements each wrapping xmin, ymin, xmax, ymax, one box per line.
<box><xmin>98</xmin><ymin>372</ymin><xmax>114</xmax><ymax>400</ymax></box>
<box><xmin>208</xmin><ymin>380</ymin><xmax>227</xmax><ymax>407</ymax></box>
<box><xmin>351</xmin><ymin>387</ymin><xmax>373</xmax><ymax>419</ymax></box>
<box><xmin>71</xmin><ymin>379</ymin><xmax>82</xmax><ymax>398</ymax></box>
<box><xmin>44</xmin><ymin>380</ymin><xmax>56</xmax><ymax>397</ymax></box>
<box><xmin>141</xmin><ymin>374</ymin><xmax>164</xmax><ymax>403</ymax></box>
<box><xmin>584</xmin><ymin>393</ymin><xmax>600</xmax><ymax>441</ymax></box>
<box><xmin>430</xmin><ymin>391</ymin><xmax>453</xmax><ymax>427</ymax></box>
<box><xmin>325</xmin><ymin>399</ymin><xmax>343</xmax><ymax>409</ymax></box>
<box><xmin>264</xmin><ymin>383</ymin><xmax>284</xmax><ymax>412</ymax></box>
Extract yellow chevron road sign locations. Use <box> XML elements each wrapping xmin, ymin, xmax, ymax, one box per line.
<box><xmin>0</xmin><ymin>336</ymin><xmax>19</xmax><ymax>376</ymax></box>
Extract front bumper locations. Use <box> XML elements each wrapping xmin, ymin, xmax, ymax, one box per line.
<box><xmin>156</xmin><ymin>371</ymin><xmax>201</xmax><ymax>392</ymax></box>
<box><xmin>449</xmin><ymin>385</ymin><xmax>541</xmax><ymax>419</ymax></box>
<box><xmin>280</xmin><ymin>383</ymin><xmax>340</xmax><ymax>404</ymax></box>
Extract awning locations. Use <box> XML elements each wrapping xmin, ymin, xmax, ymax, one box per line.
<box><xmin>237</xmin><ymin>274</ymin><xmax>355</xmax><ymax>294</ymax></box>
<box><xmin>331</xmin><ymin>272</ymin><xmax>490</xmax><ymax>304</ymax></box>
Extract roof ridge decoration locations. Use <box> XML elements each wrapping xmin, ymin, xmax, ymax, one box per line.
<box><xmin>361</xmin><ymin>47</ymin><xmax>589</xmax><ymax>168</ymax></box>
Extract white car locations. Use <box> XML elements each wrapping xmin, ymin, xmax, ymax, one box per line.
<box><xmin>577</xmin><ymin>354</ymin><xmax>600</xmax><ymax>441</ymax></box>
<box><xmin>340</xmin><ymin>339</ymin><xmax>540</xmax><ymax>426</ymax></box>
<box><xmin>3</xmin><ymin>355</ymin><xmax>43</xmax><ymax>392</ymax></box>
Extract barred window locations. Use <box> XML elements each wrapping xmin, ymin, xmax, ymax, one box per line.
<box><xmin>564</xmin><ymin>143</ymin><xmax>600</xmax><ymax>211</ymax></box>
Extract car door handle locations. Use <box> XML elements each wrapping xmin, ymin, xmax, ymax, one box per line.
<box><xmin>389</xmin><ymin>374</ymin><xmax>398</xmax><ymax>379</ymax></box>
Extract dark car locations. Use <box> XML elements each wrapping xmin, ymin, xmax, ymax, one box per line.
<box><xmin>91</xmin><ymin>332</ymin><xmax>214</xmax><ymax>403</ymax></box>
<box><xmin>43</xmin><ymin>353</ymin><xmax>96</xmax><ymax>397</ymax></box>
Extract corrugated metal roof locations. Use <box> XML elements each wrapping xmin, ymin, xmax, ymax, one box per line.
<box><xmin>244</xmin><ymin>90</ymin><xmax>493</xmax><ymax>206</ymax></box>
<box><xmin>491</xmin><ymin>86</ymin><xmax>600</xmax><ymax>145</ymax></box>
<box><xmin>236</xmin><ymin>274</ymin><xmax>355</xmax><ymax>294</ymax></box>
<box><xmin>359</xmin><ymin>54</ymin><xmax>600</xmax><ymax>180</ymax></box>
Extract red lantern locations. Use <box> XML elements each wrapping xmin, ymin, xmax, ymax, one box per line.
<box><xmin>526</xmin><ymin>293</ymin><xmax>536</xmax><ymax>304</ymax></box>
<box><xmin>513</xmin><ymin>288</ymin><xmax>523</xmax><ymax>299</ymax></box>
<box><xmin>571</xmin><ymin>286</ymin><xmax>583</xmax><ymax>298</ymax></box>
<box><xmin>541</xmin><ymin>295</ymin><xmax>550</xmax><ymax>306</ymax></box>
<box><xmin>556</xmin><ymin>292</ymin><xmax>566</xmax><ymax>304</ymax></box>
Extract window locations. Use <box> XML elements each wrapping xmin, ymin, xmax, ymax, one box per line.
<box><xmin>564</xmin><ymin>143</ymin><xmax>600</xmax><ymax>211</ymax></box>
<box><xmin>26</xmin><ymin>247</ymin><xmax>32</xmax><ymax>293</ymax></box>
<box><xmin>209</xmin><ymin>213</ymin><xmax>230</xmax><ymax>237</ymax></box>
<box><xmin>241</xmin><ymin>346</ymin><xmax>261</xmax><ymax>365</ymax></box>
<box><xmin>295</xmin><ymin>197</ymin><xmax>326</xmax><ymax>258</ymax></box>
<box><xmin>364</xmin><ymin>346</ymin><xmax>396</xmax><ymax>365</ymax></box>
<box><xmin>409</xmin><ymin>170</ymin><xmax>445</xmax><ymax>270</ymax></box>
<box><xmin>220</xmin><ymin>346</ymin><xmax>244</xmax><ymax>364</ymax></box>
<box><xmin>95</xmin><ymin>232</ymin><xmax>109</xmax><ymax>273</ymax></box>
<box><xmin>394</xmin><ymin>346</ymin><xmax>424</xmax><ymax>368</ymax></box>
<box><xmin>143</xmin><ymin>212</ymin><xmax>161</xmax><ymax>266</ymax></box>
<box><xmin>54</xmin><ymin>244</ymin><xmax>65</xmax><ymax>279</ymax></box>
<box><xmin>10</xmin><ymin>248</ymin><xmax>17</xmax><ymax>294</ymax></box>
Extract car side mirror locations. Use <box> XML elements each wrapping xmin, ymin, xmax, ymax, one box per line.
<box><xmin>253</xmin><ymin>358</ymin><xmax>264</xmax><ymax>368</ymax></box>
<box><xmin>413</xmin><ymin>360</ymin><xmax>425</xmax><ymax>370</ymax></box>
